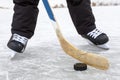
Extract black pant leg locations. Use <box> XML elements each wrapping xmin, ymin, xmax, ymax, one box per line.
<box><xmin>66</xmin><ymin>0</ymin><xmax>96</xmax><ymax>35</ymax></box>
<box><xmin>12</xmin><ymin>0</ymin><xmax>40</xmax><ymax>39</ymax></box>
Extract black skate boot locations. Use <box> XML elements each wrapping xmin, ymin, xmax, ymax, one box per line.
<box><xmin>81</xmin><ymin>28</ymin><xmax>109</xmax><ymax>50</ymax></box>
<box><xmin>7</xmin><ymin>34</ymin><xmax>28</xmax><ymax>53</ymax></box>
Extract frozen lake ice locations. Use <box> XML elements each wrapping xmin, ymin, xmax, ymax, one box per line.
<box><xmin>0</xmin><ymin>1</ymin><xmax>120</xmax><ymax>80</ymax></box>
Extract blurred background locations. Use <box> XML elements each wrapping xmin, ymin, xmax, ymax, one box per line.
<box><xmin>1</xmin><ymin>0</ymin><xmax>120</xmax><ymax>9</ymax></box>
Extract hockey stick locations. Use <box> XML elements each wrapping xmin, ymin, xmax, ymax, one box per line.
<box><xmin>42</xmin><ymin>0</ymin><xmax>109</xmax><ymax>70</ymax></box>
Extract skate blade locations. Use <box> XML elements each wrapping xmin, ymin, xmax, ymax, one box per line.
<box><xmin>84</xmin><ymin>38</ymin><xmax>109</xmax><ymax>50</ymax></box>
<box><xmin>96</xmin><ymin>44</ymin><xmax>109</xmax><ymax>50</ymax></box>
<box><xmin>6</xmin><ymin>49</ymin><xmax>17</xmax><ymax>59</ymax></box>
<box><xmin>8</xmin><ymin>51</ymin><xmax>17</xmax><ymax>58</ymax></box>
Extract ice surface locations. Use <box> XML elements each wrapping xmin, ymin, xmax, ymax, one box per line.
<box><xmin>0</xmin><ymin>0</ymin><xmax>120</xmax><ymax>80</ymax></box>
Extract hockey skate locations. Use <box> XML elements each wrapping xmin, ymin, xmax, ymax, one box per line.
<box><xmin>7</xmin><ymin>34</ymin><xmax>28</xmax><ymax>55</ymax></box>
<box><xmin>81</xmin><ymin>28</ymin><xmax>109</xmax><ymax>50</ymax></box>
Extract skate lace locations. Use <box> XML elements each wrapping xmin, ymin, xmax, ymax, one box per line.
<box><xmin>12</xmin><ymin>34</ymin><xmax>28</xmax><ymax>45</ymax></box>
<box><xmin>87</xmin><ymin>28</ymin><xmax>102</xmax><ymax>39</ymax></box>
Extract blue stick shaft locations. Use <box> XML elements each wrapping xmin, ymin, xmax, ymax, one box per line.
<box><xmin>42</xmin><ymin>0</ymin><xmax>55</xmax><ymax>21</ymax></box>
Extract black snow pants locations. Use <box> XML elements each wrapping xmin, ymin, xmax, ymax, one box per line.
<box><xmin>12</xmin><ymin>0</ymin><xmax>96</xmax><ymax>39</ymax></box>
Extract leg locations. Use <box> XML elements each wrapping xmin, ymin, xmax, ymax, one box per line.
<box><xmin>7</xmin><ymin>0</ymin><xmax>40</xmax><ymax>53</ymax></box>
<box><xmin>12</xmin><ymin>0</ymin><xmax>40</xmax><ymax>39</ymax></box>
<box><xmin>66</xmin><ymin>0</ymin><xmax>109</xmax><ymax>49</ymax></box>
<box><xmin>66</xmin><ymin>0</ymin><xmax>96</xmax><ymax>35</ymax></box>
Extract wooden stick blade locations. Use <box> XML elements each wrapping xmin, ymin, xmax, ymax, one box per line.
<box><xmin>55</xmin><ymin>23</ymin><xmax>109</xmax><ymax>70</ymax></box>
